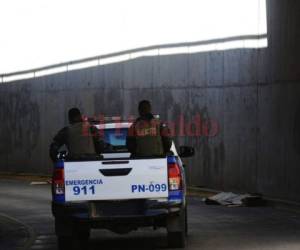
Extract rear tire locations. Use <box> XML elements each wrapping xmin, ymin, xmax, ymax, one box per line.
<box><xmin>57</xmin><ymin>234</ymin><xmax>89</xmax><ymax>250</ymax></box>
<box><xmin>168</xmin><ymin>231</ymin><xmax>185</xmax><ymax>248</ymax></box>
<box><xmin>57</xmin><ymin>236</ymin><xmax>72</xmax><ymax>250</ymax></box>
<box><xmin>185</xmin><ymin>206</ymin><xmax>188</xmax><ymax>236</ymax></box>
<box><xmin>55</xmin><ymin>218</ymin><xmax>90</xmax><ymax>250</ymax></box>
<box><xmin>167</xmin><ymin>208</ymin><xmax>186</xmax><ymax>248</ymax></box>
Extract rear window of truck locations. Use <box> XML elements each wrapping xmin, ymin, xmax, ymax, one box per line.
<box><xmin>102</xmin><ymin>128</ymin><xmax>128</xmax><ymax>152</ymax></box>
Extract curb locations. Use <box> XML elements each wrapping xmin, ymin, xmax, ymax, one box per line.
<box><xmin>187</xmin><ymin>187</ymin><xmax>219</xmax><ymax>198</ymax></box>
<box><xmin>0</xmin><ymin>172</ymin><xmax>51</xmax><ymax>182</ymax></box>
<box><xmin>0</xmin><ymin>213</ymin><xmax>36</xmax><ymax>250</ymax></box>
<box><xmin>264</xmin><ymin>197</ymin><xmax>300</xmax><ymax>214</ymax></box>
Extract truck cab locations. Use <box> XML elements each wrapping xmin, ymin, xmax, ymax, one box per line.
<box><xmin>51</xmin><ymin>120</ymin><xmax>194</xmax><ymax>249</ymax></box>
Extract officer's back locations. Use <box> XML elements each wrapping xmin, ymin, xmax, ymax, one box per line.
<box><xmin>50</xmin><ymin>108</ymin><xmax>99</xmax><ymax>161</ymax></box>
<box><xmin>68</xmin><ymin>119</ymin><xmax>95</xmax><ymax>155</ymax></box>
<box><xmin>126</xmin><ymin>100</ymin><xmax>171</xmax><ymax>157</ymax></box>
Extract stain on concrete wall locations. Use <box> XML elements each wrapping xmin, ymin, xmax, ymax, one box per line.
<box><xmin>0</xmin><ymin>85</ymin><xmax>40</xmax><ymax>156</ymax></box>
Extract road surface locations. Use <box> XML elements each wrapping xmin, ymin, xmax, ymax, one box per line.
<box><xmin>1</xmin><ymin>179</ymin><xmax>300</xmax><ymax>250</ymax></box>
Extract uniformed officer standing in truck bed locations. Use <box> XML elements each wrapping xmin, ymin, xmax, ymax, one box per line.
<box><xmin>126</xmin><ymin>100</ymin><xmax>172</xmax><ymax>157</ymax></box>
<box><xmin>49</xmin><ymin>107</ymin><xmax>103</xmax><ymax>162</ymax></box>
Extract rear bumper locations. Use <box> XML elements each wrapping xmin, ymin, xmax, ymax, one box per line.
<box><xmin>52</xmin><ymin>199</ymin><xmax>183</xmax><ymax>224</ymax></box>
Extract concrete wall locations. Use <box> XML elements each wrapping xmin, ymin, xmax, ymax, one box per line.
<box><xmin>0</xmin><ymin>0</ymin><xmax>300</xmax><ymax>202</ymax></box>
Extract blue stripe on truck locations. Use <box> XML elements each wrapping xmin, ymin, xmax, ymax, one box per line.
<box><xmin>55</xmin><ymin>160</ymin><xmax>64</xmax><ymax>169</ymax></box>
<box><xmin>169</xmin><ymin>190</ymin><xmax>183</xmax><ymax>201</ymax></box>
<box><xmin>167</xmin><ymin>156</ymin><xmax>176</xmax><ymax>164</ymax></box>
<box><xmin>54</xmin><ymin>194</ymin><xmax>65</xmax><ymax>203</ymax></box>
<box><xmin>53</xmin><ymin>160</ymin><xmax>65</xmax><ymax>204</ymax></box>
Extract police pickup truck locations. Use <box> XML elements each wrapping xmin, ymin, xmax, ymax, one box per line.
<box><xmin>51</xmin><ymin>119</ymin><xmax>194</xmax><ymax>249</ymax></box>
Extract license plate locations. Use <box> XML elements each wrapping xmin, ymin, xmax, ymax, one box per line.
<box><xmin>89</xmin><ymin>200</ymin><xmax>145</xmax><ymax>218</ymax></box>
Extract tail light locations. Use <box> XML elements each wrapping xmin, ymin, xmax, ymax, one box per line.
<box><xmin>53</xmin><ymin>168</ymin><xmax>65</xmax><ymax>195</ymax></box>
<box><xmin>168</xmin><ymin>162</ymin><xmax>182</xmax><ymax>191</ymax></box>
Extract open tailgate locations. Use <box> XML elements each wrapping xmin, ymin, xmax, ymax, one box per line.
<box><xmin>64</xmin><ymin>158</ymin><xmax>168</xmax><ymax>201</ymax></box>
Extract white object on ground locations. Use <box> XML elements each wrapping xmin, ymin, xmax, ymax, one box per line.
<box><xmin>206</xmin><ymin>192</ymin><xmax>258</xmax><ymax>206</ymax></box>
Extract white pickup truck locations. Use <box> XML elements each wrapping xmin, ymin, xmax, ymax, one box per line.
<box><xmin>51</xmin><ymin>120</ymin><xmax>195</xmax><ymax>250</ymax></box>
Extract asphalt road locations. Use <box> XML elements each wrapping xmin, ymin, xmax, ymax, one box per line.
<box><xmin>1</xmin><ymin>179</ymin><xmax>300</xmax><ymax>250</ymax></box>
